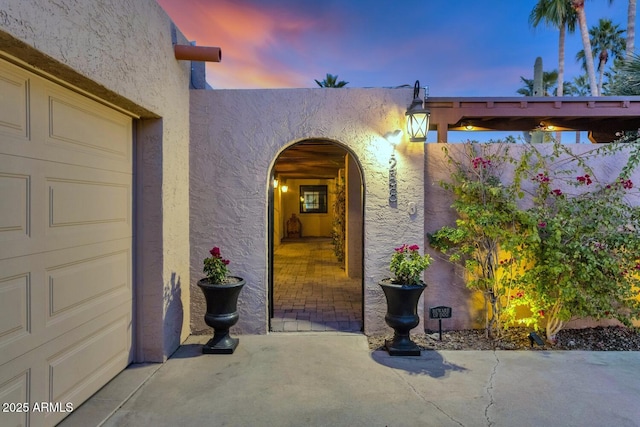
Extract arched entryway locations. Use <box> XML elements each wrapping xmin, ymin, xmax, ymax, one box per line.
<box><xmin>268</xmin><ymin>139</ymin><xmax>364</xmax><ymax>332</ymax></box>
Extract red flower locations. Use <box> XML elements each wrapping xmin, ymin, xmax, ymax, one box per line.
<box><xmin>395</xmin><ymin>245</ymin><xmax>407</xmax><ymax>252</ymax></box>
<box><xmin>472</xmin><ymin>157</ymin><xmax>491</xmax><ymax>169</ymax></box>
<box><xmin>210</xmin><ymin>247</ymin><xmax>221</xmax><ymax>258</ymax></box>
<box><xmin>538</xmin><ymin>222</ymin><xmax>547</xmax><ymax>228</ymax></box>
<box><xmin>577</xmin><ymin>175</ymin><xmax>592</xmax><ymax>185</ymax></box>
<box><xmin>620</xmin><ymin>179</ymin><xmax>633</xmax><ymax>189</ymax></box>
<box><xmin>223</xmin><ymin>259</ymin><xmax>230</xmax><ymax>265</ymax></box>
<box><xmin>552</xmin><ymin>189</ymin><xmax>563</xmax><ymax>196</ymax></box>
<box><xmin>538</xmin><ymin>310</ymin><xmax>545</xmax><ymax>317</ymax></box>
<box><xmin>409</xmin><ymin>244</ymin><xmax>420</xmax><ymax>251</ymax></box>
<box><xmin>533</xmin><ymin>173</ymin><xmax>550</xmax><ymax>183</ymax></box>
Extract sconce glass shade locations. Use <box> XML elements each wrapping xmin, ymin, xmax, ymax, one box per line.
<box><xmin>281</xmin><ymin>185</ymin><xmax>288</xmax><ymax>193</ymax></box>
<box><xmin>405</xmin><ymin>81</ymin><xmax>430</xmax><ymax>142</ymax></box>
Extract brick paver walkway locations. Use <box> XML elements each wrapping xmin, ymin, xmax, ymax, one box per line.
<box><xmin>272</xmin><ymin>238</ymin><xmax>362</xmax><ymax>332</ymax></box>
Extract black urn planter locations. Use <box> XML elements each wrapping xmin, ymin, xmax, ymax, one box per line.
<box><xmin>379</xmin><ymin>279</ymin><xmax>426</xmax><ymax>356</ymax></box>
<box><xmin>197</xmin><ymin>277</ymin><xmax>245</xmax><ymax>354</ymax></box>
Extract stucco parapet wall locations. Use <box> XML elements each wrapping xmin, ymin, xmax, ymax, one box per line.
<box><xmin>190</xmin><ymin>87</ymin><xmax>425</xmax><ymax>335</ymax></box>
<box><xmin>0</xmin><ymin>0</ymin><xmax>191</xmax><ymax>118</ymax></box>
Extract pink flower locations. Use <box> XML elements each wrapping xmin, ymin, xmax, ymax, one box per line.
<box><xmin>210</xmin><ymin>247</ymin><xmax>221</xmax><ymax>258</ymax></box>
<box><xmin>408</xmin><ymin>244</ymin><xmax>420</xmax><ymax>251</ymax></box>
<box><xmin>538</xmin><ymin>222</ymin><xmax>547</xmax><ymax>228</ymax></box>
<box><xmin>552</xmin><ymin>189</ymin><xmax>562</xmax><ymax>196</ymax></box>
<box><xmin>394</xmin><ymin>245</ymin><xmax>407</xmax><ymax>252</ymax></box>
<box><xmin>223</xmin><ymin>259</ymin><xmax>230</xmax><ymax>265</ymax></box>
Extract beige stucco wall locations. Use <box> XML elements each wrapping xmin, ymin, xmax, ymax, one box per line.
<box><xmin>190</xmin><ymin>88</ymin><xmax>425</xmax><ymax>335</ymax></box>
<box><xmin>0</xmin><ymin>0</ymin><xmax>192</xmax><ymax>361</ymax></box>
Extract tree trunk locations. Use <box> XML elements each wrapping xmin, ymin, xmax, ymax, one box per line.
<box><xmin>628</xmin><ymin>0</ymin><xmax>637</xmax><ymax>58</ymax></box>
<box><xmin>557</xmin><ymin>23</ymin><xmax>566</xmax><ymax>142</ymax></box>
<box><xmin>557</xmin><ymin>24</ymin><xmax>566</xmax><ymax>97</ymax></box>
<box><xmin>597</xmin><ymin>57</ymin><xmax>606</xmax><ymax>96</ymax></box>
<box><xmin>572</xmin><ymin>0</ymin><xmax>599</xmax><ymax>95</ymax></box>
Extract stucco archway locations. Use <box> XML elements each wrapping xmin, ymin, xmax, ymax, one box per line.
<box><xmin>268</xmin><ymin>139</ymin><xmax>365</xmax><ymax>332</ymax></box>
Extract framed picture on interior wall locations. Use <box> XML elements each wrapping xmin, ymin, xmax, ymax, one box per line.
<box><xmin>299</xmin><ymin>185</ymin><xmax>328</xmax><ymax>213</ymax></box>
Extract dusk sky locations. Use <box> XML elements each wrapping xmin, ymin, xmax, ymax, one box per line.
<box><xmin>157</xmin><ymin>0</ymin><xmax>632</xmax><ymax>97</ymax></box>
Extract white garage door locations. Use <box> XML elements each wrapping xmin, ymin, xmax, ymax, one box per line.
<box><xmin>0</xmin><ymin>58</ymin><xmax>133</xmax><ymax>427</ymax></box>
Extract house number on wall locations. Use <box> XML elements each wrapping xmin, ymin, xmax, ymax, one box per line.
<box><xmin>389</xmin><ymin>153</ymin><xmax>397</xmax><ymax>203</ymax></box>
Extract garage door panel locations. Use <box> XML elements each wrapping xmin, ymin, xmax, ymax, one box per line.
<box><xmin>0</xmin><ymin>62</ymin><xmax>29</xmax><ymax>141</ymax></box>
<box><xmin>0</xmin><ymin>369</ymin><xmax>31</xmax><ymax>427</ymax></box>
<box><xmin>0</xmin><ymin>240</ymin><xmax>130</xmax><ymax>367</ymax></box>
<box><xmin>47</xmin><ymin>177</ymin><xmax>129</xmax><ymax>228</ymax></box>
<box><xmin>0</xmin><ymin>155</ymin><xmax>41</xmax><ymax>262</ymax></box>
<box><xmin>0</xmin><ymin>260</ymin><xmax>45</xmax><ymax>367</ymax></box>
<box><xmin>0</xmin><ymin>273</ymin><xmax>31</xmax><ymax>349</ymax></box>
<box><xmin>0</xmin><ymin>154</ymin><xmax>131</xmax><ymax>261</ymax></box>
<box><xmin>0</xmin><ymin>172</ymin><xmax>30</xmax><ymax>242</ymax></box>
<box><xmin>47</xmin><ymin>89</ymin><xmax>131</xmax><ymax>160</ymax></box>
<box><xmin>0</xmin><ymin>306</ymin><xmax>131</xmax><ymax>427</ymax></box>
<box><xmin>0</xmin><ymin>64</ymin><xmax>131</xmax><ymax>175</ymax></box>
<box><xmin>48</xmin><ymin>311</ymin><xmax>131</xmax><ymax>404</ymax></box>
<box><xmin>46</xmin><ymin>247</ymin><xmax>131</xmax><ymax>324</ymax></box>
<box><xmin>43</xmin><ymin>160</ymin><xmax>131</xmax><ymax>248</ymax></box>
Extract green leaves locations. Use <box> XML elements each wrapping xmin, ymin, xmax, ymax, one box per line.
<box><xmin>389</xmin><ymin>244</ymin><xmax>432</xmax><ymax>286</ymax></box>
<box><xmin>430</xmin><ymin>139</ymin><xmax>640</xmax><ymax>340</ymax></box>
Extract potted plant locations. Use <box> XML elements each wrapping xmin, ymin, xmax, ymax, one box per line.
<box><xmin>197</xmin><ymin>246</ymin><xmax>245</xmax><ymax>354</ymax></box>
<box><xmin>379</xmin><ymin>244</ymin><xmax>432</xmax><ymax>356</ymax></box>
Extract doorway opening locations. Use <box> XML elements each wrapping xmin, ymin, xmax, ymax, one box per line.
<box><xmin>269</xmin><ymin>139</ymin><xmax>364</xmax><ymax>332</ymax></box>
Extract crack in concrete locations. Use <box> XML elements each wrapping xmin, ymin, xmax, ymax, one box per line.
<box><xmin>391</xmin><ymin>368</ymin><xmax>464</xmax><ymax>426</ymax></box>
<box><xmin>485</xmin><ymin>350</ymin><xmax>499</xmax><ymax>426</ymax></box>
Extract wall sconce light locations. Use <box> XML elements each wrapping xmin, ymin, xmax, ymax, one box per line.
<box><xmin>273</xmin><ymin>178</ymin><xmax>279</xmax><ymax>188</ymax></box>
<box><xmin>405</xmin><ymin>80</ymin><xmax>430</xmax><ymax>142</ymax></box>
<box><xmin>462</xmin><ymin>122</ymin><xmax>474</xmax><ymax>131</ymax></box>
<box><xmin>281</xmin><ymin>180</ymin><xmax>289</xmax><ymax>193</ymax></box>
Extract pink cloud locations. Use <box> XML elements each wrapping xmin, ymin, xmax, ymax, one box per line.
<box><xmin>157</xmin><ymin>0</ymin><xmax>322</xmax><ymax>88</ymax></box>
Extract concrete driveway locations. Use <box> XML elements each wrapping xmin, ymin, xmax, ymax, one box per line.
<box><xmin>60</xmin><ymin>333</ymin><xmax>640</xmax><ymax>427</ymax></box>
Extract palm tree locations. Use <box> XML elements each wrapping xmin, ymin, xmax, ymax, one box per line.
<box><xmin>516</xmin><ymin>70</ymin><xmax>559</xmax><ymax>96</ymax></box>
<box><xmin>576</xmin><ymin>19</ymin><xmax>626</xmax><ymax>95</ymax></box>
<box><xmin>565</xmin><ymin>74</ymin><xmax>592</xmax><ymax>95</ymax></box>
<box><xmin>571</xmin><ymin>0</ymin><xmax>599</xmax><ymax>95</ymax></box>
<box><xmin>314</xmin><ymin>73</ymin><xmax>348</xmax><ymax>88</ymax></box>
<box><xmin>529</xmin><ymin>0</ymin><xmax>577</xmax><ymax>96</ymax></box>
<box><xmin>628</xmin><ymin>0</ymin><xmax>637</xmax><ymax>57</ymax></box>
<box><xmin>607</xmin><ymin>53</ymin><xmax>640</xmax><ymax>94</ymax></box>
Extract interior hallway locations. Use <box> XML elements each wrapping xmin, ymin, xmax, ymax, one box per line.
<box><xmin>271</xmin><ymin>238</ymin><xmax>362</xmax><ymax>332</ymax></box>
